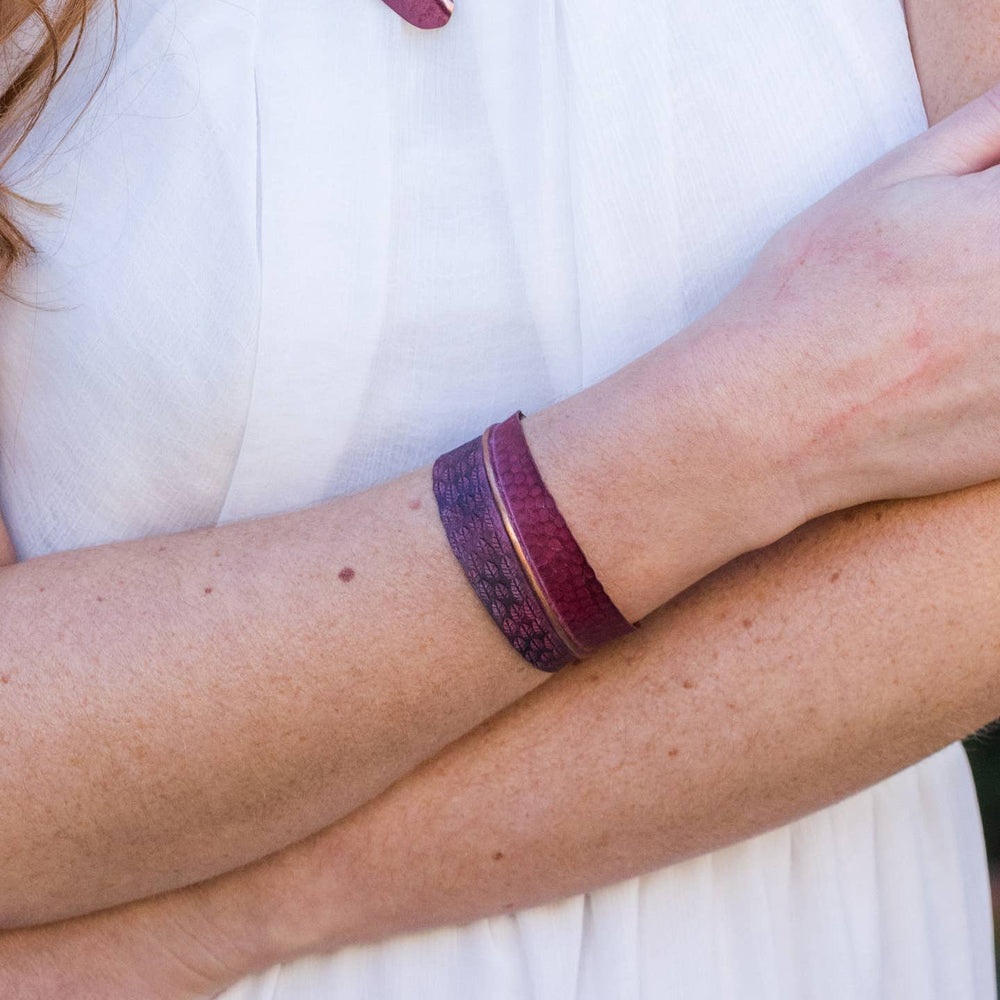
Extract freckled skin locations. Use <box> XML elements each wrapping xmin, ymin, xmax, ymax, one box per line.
<box><xmin>809</xmin><ymin>344</ymin><xmax>956</xmax><ymax>452</ymax></box>
<box><xmin>772</xmin><ymin>254</ymin><xmax>810</xmax><ymax>302</ymax></box>
<box><xmin>338</xmin><ymin>568</ymin><xmax>356</xmax><ymax>583</ymax></box>
<box><xmin>4</xmin><ymin>75</ymin><xmax>1000</xmax><ymax>961</ymax></box>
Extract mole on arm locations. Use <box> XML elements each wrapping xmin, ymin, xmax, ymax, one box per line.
<box><xmin>338</xmin><ymin>567</ymin><xmax>356</xmax><ymax>583</ymax></box>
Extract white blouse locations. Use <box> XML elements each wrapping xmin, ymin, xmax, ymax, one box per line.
<box><xmin>0</xmin><ymin>0</ymin><xmax>992</xmax><ymax>996</ymax></box>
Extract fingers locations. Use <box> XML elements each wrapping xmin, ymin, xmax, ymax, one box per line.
<box><xmin>877</xmin><ymin>82</ymin><xmax>1000</xmax><ymax>183</ymax></box>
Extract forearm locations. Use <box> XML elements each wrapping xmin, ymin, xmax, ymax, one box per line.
<box><xmin>159</xmin><ymin>477</ymin><xmax>1000</xmax><ymax>977</ymax></box>
<box><xmin>0</xmin><ymin>311</ymin><xmax>799</xmax><ymax>928</ymax></box>
<box><xmin>904</xmin><ymin>0</ymin><xmax>999</xmax><ymax>126</ymax></box>
<box><xmin>8</xmin><ymin>74</ymin><xmax>1000</xmax><ymax>931</ymax></box>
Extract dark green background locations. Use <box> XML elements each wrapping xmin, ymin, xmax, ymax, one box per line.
<box><xmin>964</xmin><ymin>732</ymin><xmax>1000</xmax><ymax>980</ymax></box>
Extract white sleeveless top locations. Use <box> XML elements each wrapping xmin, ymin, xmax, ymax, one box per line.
<box><xmin>0</xmin><ymin>1</ymin><xmax>992</xmax><ymax>996</ymax></box>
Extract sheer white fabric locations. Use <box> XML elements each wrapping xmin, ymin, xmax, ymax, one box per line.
<box><xmin>0</xmin><ymin>0</ymin><xmax>993</xmax><ymax>996</ymax></box>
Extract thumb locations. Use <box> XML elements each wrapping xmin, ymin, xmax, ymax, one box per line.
<box><xmin>880</xmin><ymin>82</ymin><xmax>1000</xmax><ymax>181</ymax></box>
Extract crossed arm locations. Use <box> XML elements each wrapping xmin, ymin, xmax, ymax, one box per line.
<box><xmin>9</xmin><ymin>473</ymin><xmax>1000</xmax><ymax>995</ymax></box>
<box><xmin>2</xmin><ymin>2</ymin><xmax>999</xmax><ymax>991</ymax></box>
<box><xmin>0</xmin><ymin>305</ymin><xmax>813</xmax><ymax>928</ymax></box>
<box><xmin>231</xmin><ymin>477</ymin><xmax>1000</xmax><ymax>967</ymax></box>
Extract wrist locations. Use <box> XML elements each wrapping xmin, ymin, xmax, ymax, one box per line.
<box><xmin>699</xmin><ymin>290</ymin><xmax>897</xmax><ymax>526</ymax></box>
<box><xmin>131</xmin><ymin>866</ymin><xmax>300</xmax><ymax>990</ymax></box>
<box><xmin>208</xmin><ymin>831</ymin><xmax>360</xmax><ymax>974</ymax></box>
<box><xmin>522</xmin><ymin>309</ymin><xmax>812</xmax><ymax>621</ymax></box>
<box><xmin>248</xmin><ymin>816</ymin><xmax>413</xmax><ymax>964</ymax></box>
<box><xmin>652</xmin><ymin>308</ymin><xmax>820</xmax><ymax>542</ymax></box>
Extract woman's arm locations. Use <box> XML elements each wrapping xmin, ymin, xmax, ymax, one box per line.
<box><xmin>3</xmin><ymin>72</ymin><xmax>1000</xmax><ymax>928</ymax></box>
<box><xmin>290</xmin><ymin>482</ymin><xmax>1000</xmax><ymax>958</ymax></box>
<box><xmin>904</xmin><ymin>0</ymin><xmax>999</xmax><ymax>126</ymax></box>
<box><xmin>0</xmin><ymin>321</ymin><xmax>800</xmax><ymax>926</ymax></box>
<box><xmin>6</xmin><ymin>477</ymin><xmax>1000</xmax><ymax>999</ymax></box>
<box><xmin>3</xmin><ymin>13</ymin><xmax>997</xmax><ymax>992</ymax></box>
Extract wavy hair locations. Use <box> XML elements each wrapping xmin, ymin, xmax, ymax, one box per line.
<box><xmin>0</xmin><ymin>0</ymin><xmax>116</xmax><ymax>286</ymax></box>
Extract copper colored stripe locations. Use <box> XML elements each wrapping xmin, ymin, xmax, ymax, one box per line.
<box><xmin>432</xmin><ymin>432</ymin><xmax>575</xmax><ymax>672</ymax></box>
<box><xmin>481</xmin><ymin>429</ymin><xmax>589</xmax><ymax>661</ymax></box>
<box><xmin>488</xmin><ymin>412</ymin><xmax>636</xmax><ymax>653</ymax></box>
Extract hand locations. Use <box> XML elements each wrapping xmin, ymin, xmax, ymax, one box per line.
<box><xmin>699</xmin><ymin>84</ymin><xmax>1000</xmax><ymax>519</ymax></box>
<box><xmin>0</xmin><ymin>896</ymin><xmax>249</xmax><ymax>1000</ymax></box>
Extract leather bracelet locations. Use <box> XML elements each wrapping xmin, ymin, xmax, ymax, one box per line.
<box><xmin>487</xmin><ymin>412</ymin><xmax>636</xmax><ymax>654</ymax></box>
<box><xmin>432</xmin><ymin>430</ymin><xmax>576</xmax><ymax>672</ymax></box>
<box><xmin>380</xmin><ymin>0</ymin><xmax>453</xmax><ymax>29</ymax></box>
<box><xmin>432</xmin><ymin>413</ymin><xmax>636</xmax><ymax>672</ymax></box>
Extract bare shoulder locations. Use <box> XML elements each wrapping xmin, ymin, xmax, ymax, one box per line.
<box><xmin>903</xmin><ymin>0</ymin><xmax>1000</xmax><ymax>123</ymax></box>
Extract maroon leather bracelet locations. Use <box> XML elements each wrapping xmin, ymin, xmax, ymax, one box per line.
<box><xmin>487</xmin><ymin>412</ymin><xmax>636</xmax><ymax>654</ymax></box>
<box><xmin>432</xmin><ymin>430</ymin><xmax>576</xmax><ymax>672</ymax></box>
<box><xmin>380</xmin><ymin>0</ymin><xmax>453</xmax><ymax>29</ymax></box>
<box><xmin>432</xmin><ymin>413</ymin><xmax>636</xmax><ymax>671</ymax></box>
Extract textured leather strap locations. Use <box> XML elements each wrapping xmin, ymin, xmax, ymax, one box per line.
<box><xmin>432</xmin><ymin>431</ymin><xmax>576</xmax><ymax>672</ymax></box>
<box><xmin>380</xmin><ymin>0</ymin><xmax>453</xmax><ymax>29</ymax></box>
<box><xmin>488</xmin><ymin>412</ymin><xmax>636</xmax><ymax>653</ymax></box>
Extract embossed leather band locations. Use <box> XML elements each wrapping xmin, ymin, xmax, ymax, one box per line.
<box><xmin>488</xmin><ymin>412</ymin><xmax>636</xmax><ymax>653</ymax></box>
<box><xmin>379</xmin><ymin>0</ymin><xmax>453</xmax><ymax>29</ymax></box>
<box><xmin>432</xmin><ymin>430</ymin><xmax>576</xmax><ymax>672</ymax></box>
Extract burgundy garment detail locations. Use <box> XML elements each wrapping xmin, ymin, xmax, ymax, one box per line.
<box><xmin>488</xmin><ymin>413</ymin><xmax>636</xmax><ymax>653</ymax></box>
<box><xmin>432</xmin><ymin>433</ymin><xmax>575</xmax><ymax>672</ymax></box>
<box><xmin>379</xmin><ymin>0</ymin><xmax>453</xmax><ymax>29</ymax></box>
